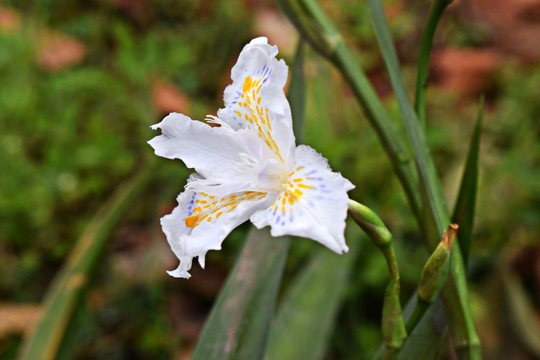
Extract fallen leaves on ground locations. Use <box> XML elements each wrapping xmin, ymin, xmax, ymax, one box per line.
<box><xmin>0</xmin><ymin>304</ymin><xmax>41</xmax><ymax>337</ymax></box>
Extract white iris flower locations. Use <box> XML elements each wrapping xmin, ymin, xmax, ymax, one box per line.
<box><xmin>149</xmin><ymin>37</ymin><xmax>354</xmax><ymax>278</ymax></box>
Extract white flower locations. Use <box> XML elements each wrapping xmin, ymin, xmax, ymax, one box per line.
<box><xmin>149</xmin><ymin>37</ymin><xmax>354</xmax><ymax>278</ymax></box>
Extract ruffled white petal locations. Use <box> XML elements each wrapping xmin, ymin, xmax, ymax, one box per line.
<box><xmin>161</xmin><ymin>176</ymin><xmax>274</xmax><ymax>278</ymax></box>
<box><xmin>148</xmin><ymin>113</ymin><xmax>255</xmax><ymax>180</ymax></box>
<box><xmin>250</xmin><ymin>145</ymin><xmax>354</xmax><ymax>253</ymax></box>
<box><xmin>217</xmin><ymin>37</ymin><xmax>296</xmax><ymax>167</ymax></box>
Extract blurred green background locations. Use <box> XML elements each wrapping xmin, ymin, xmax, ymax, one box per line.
<box><xmin>0</xmin><ymin>0</ymin><xmax>538</xmax><ymax>358</ymax></box>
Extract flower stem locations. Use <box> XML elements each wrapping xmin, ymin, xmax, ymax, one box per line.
<box><xmin>348</xmin><ymin>200</ymin><xmax>407</xmax><ymax>355</ymax></box>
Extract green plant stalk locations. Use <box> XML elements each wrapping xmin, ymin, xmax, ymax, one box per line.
<box><xmin>405</xmin><ymin>299</ymin><xmax>431</xmax><ymax>334</ymax></box>
<box><xmin>18</xmin><ymin>166</ymin><xmax>154</xmax><ymax>360</ymax></box>
<box><xmin>414</xmin><ymin>0</ymin><xmax>453</xmax><ymax>126</ymax></box>
<box><xmin>348</xmin><ymin>200</ymin><xmax>407</xmax><ymax>356</ymax></box>
<box><xmin>277</xmin><ymin>0</ymin><xmax>480</xmax><ymax>357</ymax></box>
<box><xmin>366</xmin><ymin>0</ymin><xmax>481</xmax><ymax>356</ymax></box>
<box><xmin>277</xmin><ymin>0</ymin><xmax>422</xmax><ymax>224</ymax></box>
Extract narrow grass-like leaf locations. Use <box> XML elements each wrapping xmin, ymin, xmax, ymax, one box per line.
<box><xmin>397</xmin><ymin>299</ymin><xmax>447</xmax><ymax>360</ymax></box>
<box><xmin>18</xmin><ymin>166</ymin><xmax>154</xmax><ymax>360</ymax></box>
<box><xmin>414</xmin><ymin>0</ymin><xmax>454</xmax><ymax>127</ymax></box>
<box><xmin>265</xmin><ymin>244</ymin><xmax>357</xmax><ymax>360</ymax></box>
<box><xmin>452</xmin><ymin>98</ymin><xmax>483</xmax><ymax>266</ymax></box>
<box><xmin>191</xmin><ymin>228</ymin><xmax>289</xmax><ymax>360</ymax></box>
<box><xmin>367</xmin><ymin>0</ymin><xmax>480</xmax><ymax>357</ymax></box>
<box><xmin>289</xmin><ymin>40</ymin><xmax>306</xmax><ymax>140</ymax></box>
<box><xmin>374</xmin><ymin>295</ymin><xmax>447</xmax><ymax>360</ymax></box>
<box><xmin>191</xmin><ymin>40</ymin><xmax>306</xmax><ymax>360</ymax></box>
<box><xmin>502</xmin><ymin>268</ymin><xmax>540</xmax><ymax>357</ymax></box>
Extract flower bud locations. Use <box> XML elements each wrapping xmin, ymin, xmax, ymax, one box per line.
<box><xmin>418</xmin><ymin>224</ymin><xmax>458</xmax><ymax>303</ymax></box>
<box><xmin>348</xmin><ymin>200</ymin><xmax>392</xmax><ymax>249</ymax></box>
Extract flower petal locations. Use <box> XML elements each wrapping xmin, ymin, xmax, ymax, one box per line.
<box><xmin>250</xmin><ymin>145</ymin><xmax>354</xmax><ymax>253</ymax></box>
<box><xmin>148</xmin><ymin>112</ymin><xmax>255</xmax><ymax>179</ymax></box>
<box><xmin>217</xmin><ymin>37</ymin><xmax>295</xmax><ymax>167</ymax></box>
<box><xmin>161</xmin><ymin>177</ymin><xmax>273</xmax><ymax>278</ymax></box>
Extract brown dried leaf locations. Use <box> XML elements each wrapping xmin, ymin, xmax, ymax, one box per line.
<box><xmin>152</xmin><ymin>80</ymin><xmax>189</xmax><ymax>115</ymax></box>
<box><xmin>0</xmin><ymin>304</ymin><xmax>41</xmax><ymax>337</ymax></box>
<box><xmin>0</xmin><ymin>6</ymin><xmax>20</xmax><ymax>32</ymax></box>
<box><xmin>37</xmin><ymin>30</ymin><xmax>87</xmax><ymax>70</ymax></box>
<box><xmin>455</xmin><ymin>0</ymin><xmax>540</xmax><ymax>61</ymax></box>
<box><xmin>253</xmin><ymin>7</ymin><xmax>298</xmax><ymax>56</ymax></box>
<box><xmin>432</xmin><ymin>48</ymin><xmax>503</xmax><ymax>95</ymax></box>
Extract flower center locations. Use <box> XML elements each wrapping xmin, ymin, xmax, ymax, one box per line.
<box><xmin>281</xmin><ymin>166</ymin><xmax>313</xmax><ymax>201</ymax></box>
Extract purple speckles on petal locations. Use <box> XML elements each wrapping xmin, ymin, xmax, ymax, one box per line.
<box><xmin>276</xmin><ymin>215</ymin><xmax>281</xmax><ymax>223</ymax></box>
<box><xmin>281</xmin><ymin>221</ymin><xmax>286</xmax><ymax>226</ymax></box>
<box><xmin>307</xmin><ymin>170</ymin><xmax>318</xmax><ymax>175</ymax></box>
<box><xmin>289</xmin><ymin>216</ymin><xmax>294</xmax><ymax>223</ymax></box>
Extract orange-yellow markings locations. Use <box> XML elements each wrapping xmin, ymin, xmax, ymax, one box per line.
<box><xmin>282</xmin><ymin>174</ymin><xmax>314</xmax><ymax>202</ymax></box>
<box><xmin>240</xmin><ymin>76</ymin><xmax>284</xmax><ymax>163</ymax></box>
<box><xmin>184</xmin><ymin>191</ymin><xmax>266</xmax><ymax>228</ymax></box>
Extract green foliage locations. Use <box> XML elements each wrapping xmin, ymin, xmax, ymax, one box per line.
<box><xmin>0</xmin><ymin>0</ymin><xmax>538</xmax><ymax>359</ymax></box>
<box><xmin>265</xmin><ymin>243</ymin><xmax>357</xmax><ymax>360</ymax></box>
<box><xmin>191</xmin><ymin>228</ymin><xmax>289</xmax><ymax>360</ymax></box>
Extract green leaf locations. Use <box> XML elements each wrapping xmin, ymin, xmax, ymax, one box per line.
<box><xmin>502</xmin><ymin>268</ymin><xmax>540</xmax><ymax>357</ymax></box>
<box><xmin>191</xmin><ymin>228</ymin><xmax>289</xmax><ymax>360</ymax></box>
<box><xmin>191</xmin><ymin>39</ymin><xmax>306</xmax><ymax>360</ymax></box>
<box><xmin>452</xmin><ymin>98</ymin><xmax>483</xmax><ymax>266</ymax></box>
<box><xmin>397</xmin><ymin>299</ymin><xmax>448</xmax><ymax>360</ymax></box>
<box><xmin>265</xmin><ymin>244</ymin><xmax>357</xmax><ymax>360</ymax></box>
<box><xmin>18</xmin><ymin>166</ymin><xmax>154</xmax><ymax>360</ymax></box>
<box><xmin>374</xmin><ymin>296</ymin><xmax>446</xmax><ymax>360</ymax></box>
<box><xmin>289</xmin><ymin>40</ymin><xmax>306</xmax><ymax>141</ymax></box>
<box><xmin>414</xmin><ymin>0</ymin><xmax>454</xmax><ymax>127</ymax></box>
<box><xmin>367</xmin><ymin>0</ymin><xmax>481</xmax><ymax>357</ymax></box>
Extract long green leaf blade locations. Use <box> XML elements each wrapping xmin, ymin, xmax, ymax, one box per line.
<box><xmin>452</xmin><ymin>98</ymin><xmax>483</xmax><ymax>266</ymax></box>
<box><xmin>290</xmin><ymin>40</ymin><xmax>306</xmax><ymax>140</ymax></box>
<box><xmin>397</xmin><ymin>299</ymin><xmax>447</xmax><ymax>360</ymax></box>
<box><xmin>191</xmin><ymin>228</ymin><xmax>289</xmax><ymax>360</ymax></box>
<box><xmin>18</xmin><ymin>167</ymin><xmax>154</xmax><ymax>360</ymax></box>
<box><xmin>191</xmin><ymin>39</ymin><xmax>306</xmax><ymax>359</ymax></box>
<box><xmin>265</xmin><ymin>244</ymin><xmax>357</xmax><ymax>360</ymax></box>
<box><xmin>367</xmin><ymin>0</ymin><xmax>481</xmax><ymax>357</ymax></box>
<box><xmin>414</xmin><ymin>0</ymin><xmax>454</xmax><ymax>127</ymax></box>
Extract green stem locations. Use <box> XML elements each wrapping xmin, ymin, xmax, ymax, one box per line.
<box><xmin>414</xmin><ymin>0</ymin><xmax>453</xmax><ymax>127</ymax></box>
<box><xmin>278</xmin><ymin>0</ymin><xmax>480</xmax><ymax>356</ymax></box>
<box><xmin>366</xmin><ymin>0</ymin><xmax>481</xmax><ymax>356</ymax></box>
<box><xmin>348</xmin><ymin>200</ymin><xmax>407</xmax><ymax>355</ymax></box>
<box><xmin>405</xmin><ymin>298</ymin><xmax>431</xmax><ymax>334</ymax></box>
